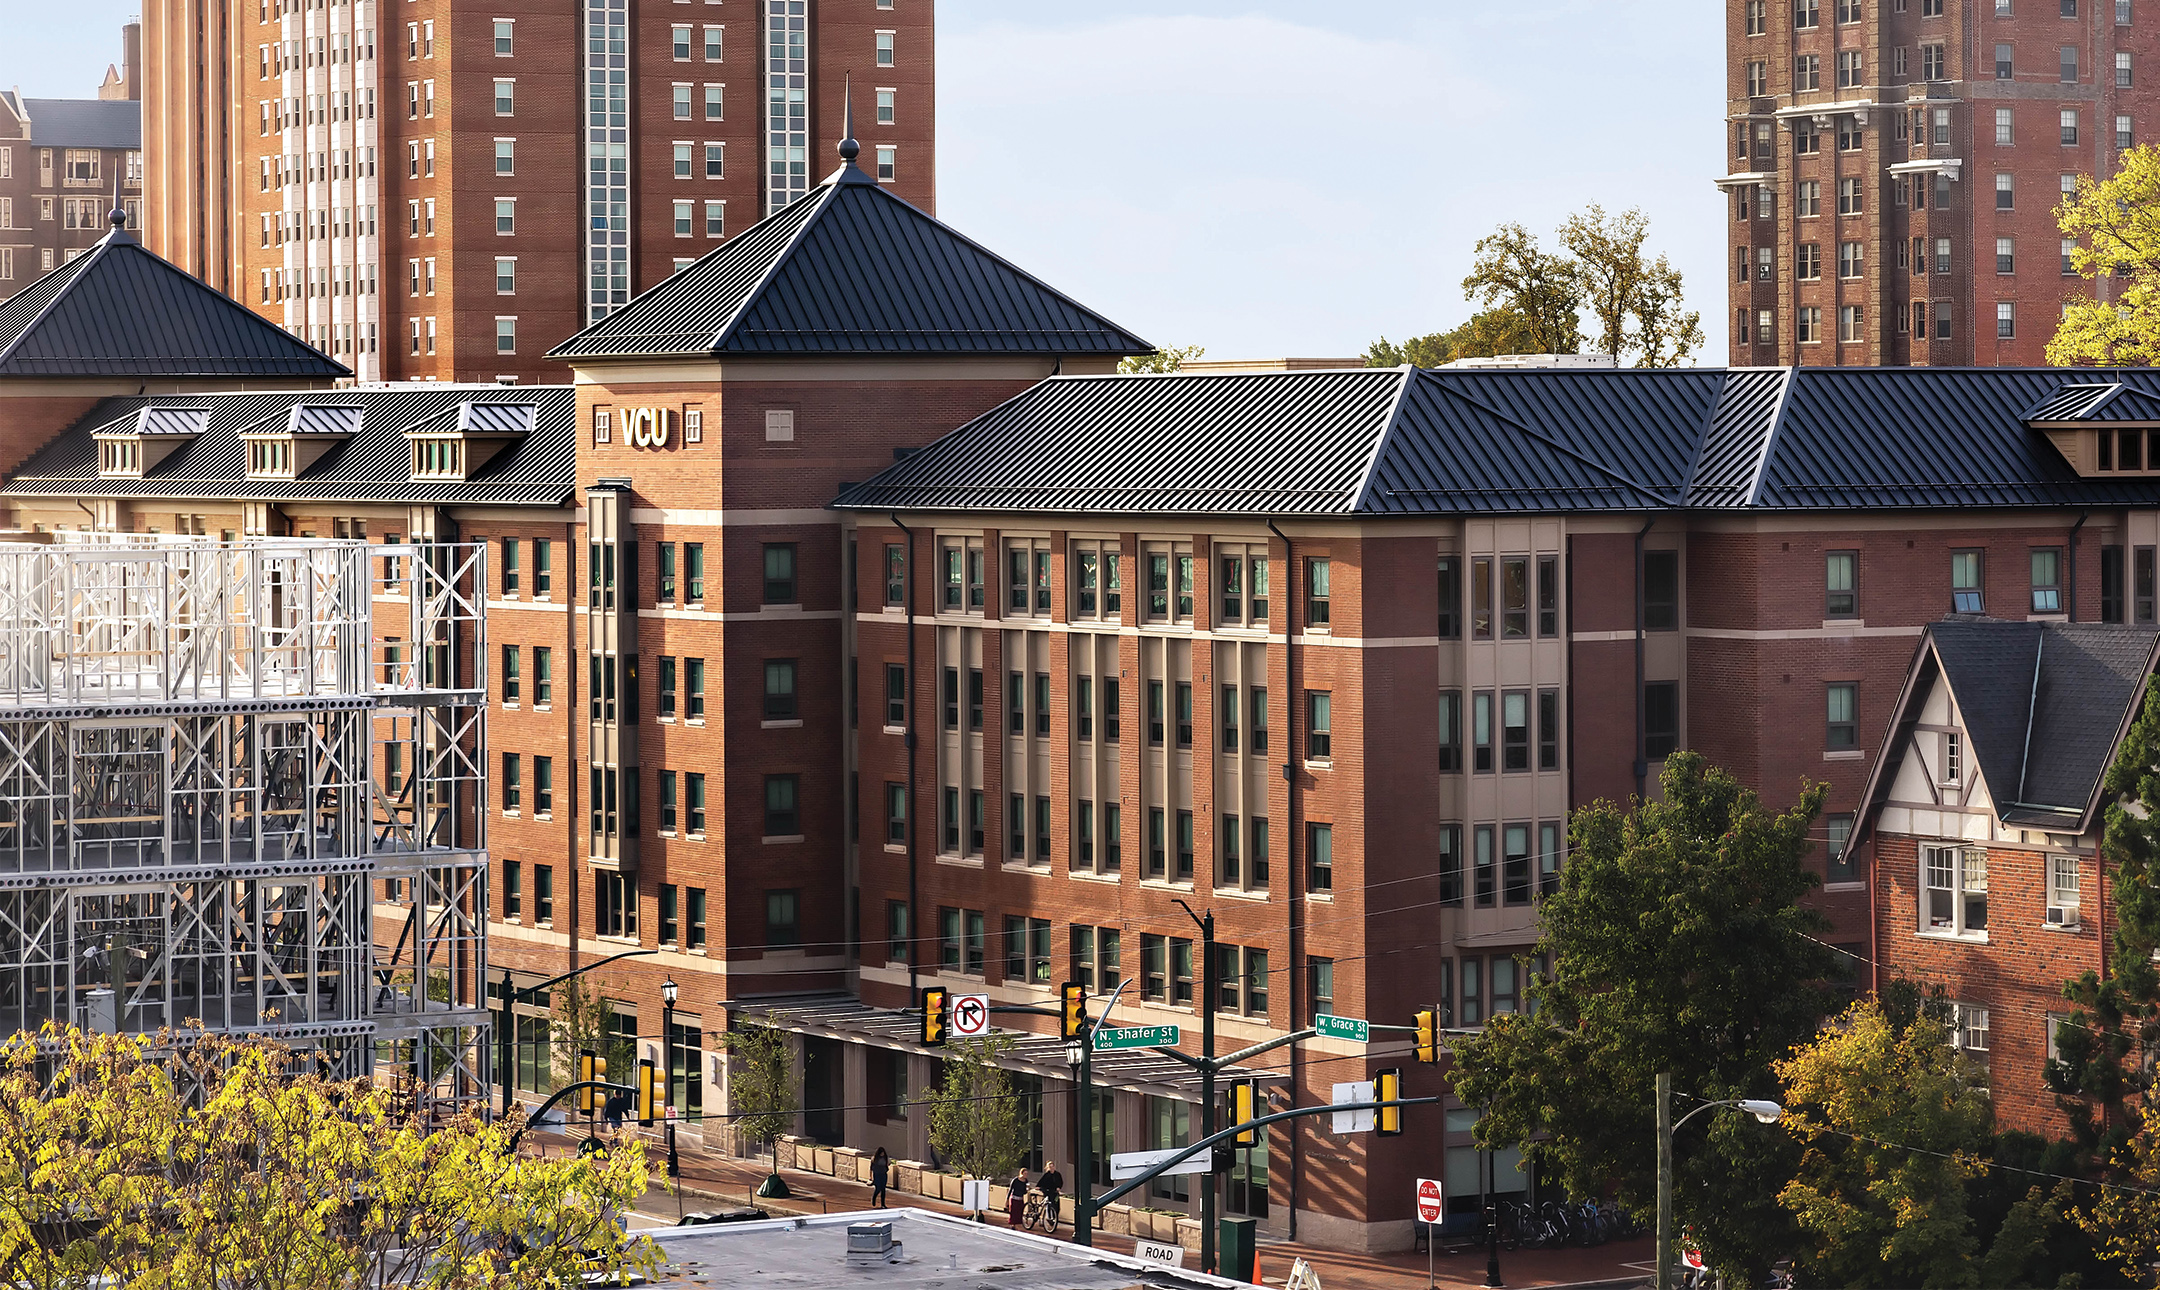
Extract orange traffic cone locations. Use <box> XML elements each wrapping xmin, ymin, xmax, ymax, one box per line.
<box><xmin>1252</xmin><ymin>1254</ymin><xmax>1263</xmax><ymax>1286</ymax></box>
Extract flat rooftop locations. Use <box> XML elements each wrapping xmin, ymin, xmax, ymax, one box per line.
<box><xmin>646</xmin><ymin>1208</ymin><xmax>1246</xmax><ymax>1290</ymax></box>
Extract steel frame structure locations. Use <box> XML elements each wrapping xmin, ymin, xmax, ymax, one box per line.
<box><xmin>0</xmin><ymin>534</ymin><xmax>490</xmax><ymax>1115</ymax></box>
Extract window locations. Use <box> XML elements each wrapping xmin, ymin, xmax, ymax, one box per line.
<box><xmin>502</xmin><ymin>754</ymin><xmax>522</xmax><ymax>813</ymax></box>
<box><xmin>1797</xmin><ymin>0</ymin><xmax>1820</xmax><ymax>23</ymax></box>
<box><xmin>1306</xmin><ymin>556</ymin><xmax>1330</xmax><ymax>626</ymax></box>
<box><xmin>1474</xmin><ymin>825</ymin><xmax>1495</xmax><ymax>908</ymax></box>
<box><xmin>533</xmin><ymin>648</ymin><xmax>553</xmax><ymax>706</ymax></box>
<box><xmin>1995</xmin><ymin>43</ymin><xmax>2014</xmax><ymax>79</ymax></box>
<box><xmin>1540</xmin><ymin>822</ymin><xmax>1564</xmax><ymax>898</ymax></box>
<box><xmin>1826</xmin><ymin>683</ymin><xmax>1858</xmax><ymax>749</ymax></box>
<box><xmin>1503</xmin><ymin>823</ymin><xmax>1533</xmax><ymax>906</ymax></box>
<box><xmin>1797</xmin><ymin>243</ymin><xmax>1821</xmax><ymax>280</ymax></box>
<box><xmin>533</xmin><ymin>864</ymin><xmax>553</xmax><ymax>923</ymax></box>
<box><xmin>1147</xmin><ymin>809</ymin><xmax>1166</xmax><ymax>878</ymax></box>
<box><xmin>1308</xmin><ymin>956</ymin><xmax>1335</xmax><ymax>1026</ymax></box>
<box><xmin>763</xmin><ymin>544</ymin><xmax>796</xmax><ymax>603</ymax></box>
<box><xmin>1839</xmin><ymin>241</ymin><xmax>1863</xmax><ymax>279</ymax></box>
<box><xmin>1823</xmin><ymin>814</ymin><xmax>1857</xmax><ymax>883</ymax></box>
<box><xmin>876</xmin><ymin>30</ymin><xmax>895</xmax><ymax>64</ymax></box>
<box><xmin>504</xmin><ymin>861</ymin><xmax>522</xmax><ymax>919</ymax></box>
<box><xmin>1214</xmin><ymin>945</ymin><xmax>1270</xmax><ymax>1018</ymax></box>
<box><xmin>1308</xmin><ymin>822</ymin><xmax>1332</xmax><ymax>892</ymax></box>
<box><xmin>704</xmin><ymin>26</ymin><xmax>723</xmax><ymax>60</ymax></box>
<box><xmin>686</xmin><ymin>658</ymin><xmax>706</xmax><ymax>720</ymax></box>
<box><xmin>766</xmin><ymin>890</ymin><xmax>800</xmax><ymax>948</ymax></box>
<box><xmin>1176</xmin><ymin>811</ymin><xmax>1195</xmax><ymax>883</ymax></box>
<box><xmin>1307</xmin><ymin>691</ymin><xmax>1332</xmax><ymax>761</ymax></box>
<box><xmin>534</xmin><ymin>541</ymin><xmax>553</xmax><ymax>597</ymax></box>
<box><xmin>1643</xmin><ymin>551</ymin><xmax>1679</xmax><ymax>630</ymax></box>
<box><xmin>1645</xmin><ymin>682</ymin><xmax>1679</xmax><ymax>759</ymax></box>
<box><xmin>1757</xmin><ymin>245</ymin><xmax>1774</xmax><ymax>283</ymax></box>
<box><xmin>495</xmin><ymin>199</ymin><xmax>515</xmax><ymax>234</ymax></box>
<box><xmin>1501</xmin><ymin>556</ymin><xmax>1529</xmax><ymax>637</ymax></box>
<box><xmin>2046</xmin><ymin>854</ymin><xmax>2081</xmax><ymax>926</ymax></box>
<box><xmin>1471</xmin><ymin>557</ymin><xmax>1493</xmax><ymax>638</ymax></box>
<box><xmin>2062</xmin><ymin>44</ymin><xmax>2079</xmax><ymax>82</ymax></box>
<box><xmin>1799</xmin><ymin>306</ymin><xmax>1821</xmax><ymax>343</ymax></box>
<box><xmin>1175</xmin><ymin>681</ymin><xmax>1191</xmax><ymax>747</ymax></box>
<box><xmin>534</xmin><ymin>756</ymin><xmax>554</xmax><ymax>816</ymax></box>
<box><xmin>1459</xmin><ymin>958</ymin><xmax>1483</xmax><ymax>1027</ymax></box>
<box><xmin>660</xmin><ymin>885</ymin><xmax>679</xmax><ymax>946</ymax></box>
<box><xmin>1952</xmin><ymin>551</ymin><xmax>1984</xmax><ymax>612</ymax></box>
<box><xmin>1473</xmin><ymin>691</ymin><xmax>1494</xmax><ymax>772</ymax></box>
<box><xmin>1839</xmin><ymin>305</ymin><xmax>1864</xmax><ymax>343</ymax></box>
<box><xmin>1826</xmin><ymin>551</ymin><xmax>1857</xmax><ymax>617</ymax></box>
<box><xmin>2119</xmin><ymin>51</ymin><xmax>2133</xmax><ymax>86</ymax></box>
<box><xmin>1141</xmin><ymin>933</ymin><xmax>1166</xmax><ymax>1000</ymax></box>
<box><xmin>1995</xmin><ymin>174</ymin><xmax>2015</xmax><ymax>213</ymax></box>
<box><xmin>1005</xmin><ymin>917</ymin><xmax>1052</xmax><ymax>986</ymax></box>
<box><xmin>2062</xmin><ymin>109</ymin><xmax>2080</xmax><ymax>144</ymax></box>
<box><xmin>1838</xmin><ymin>178</ymin><xmax>1863</xmax><ymax>216</ymax></box>
<box><xmin>1797</xmin><ymin>179</ymin><xmax>1820</xmax><ymax>217</ymax></box>
<box><xmin>495</xmin><ymin>317</ymin><xmax>517</xmax><ymax>354</ymax></box>
<box><xmin>1247</xmin><ymin>687</ymin><xmax>1263</xmax><ymax>753</ymax></box>
<box><xmin>1922</xmin><ymin>43</ymin><xmax>1945</xmax><ymax>81</ymax></box>
<box><xmin>1935</xmin><ymin>238</ymin><xmax>1952</xmax><ymax>275</ymax></box>
<box><xmin>493</xmin><ymin>78</ymin><xmax>514</xmax><ymax>115</ymax></box>
<box><xmin>494</xmin><ymin>19</ymin><xmax>514</xmax><ymax>55</ymax></box>
<box><xmin>1502</xmin><ymin>691</ymin><xmax>1530</xmax><ymax>772</ymax></box>
<box><xmin>596</xmin><ymin>872</ymin><xmax>636</xmax><ymax>940</ymax></box>
<box><xmin>1837</xmin><ymin>50</ymin><xmax>1863</xmax><ymax>87</ymax></box>
<box><xmin>2030</xmin><ymin>547</ymin><xmax>2062</xmax><ymax>612</ymax></box>
<box><xmin>1995</xmin><ymin>237</ymin><xmax>2016</xmax><ymax>276</ymax></box>
<box><xmin>1438</xmin><ymin>690</ymin><xmax>1462</xmax><ymax>772</ymax></box>
<box><xmin>1147</xmin><ymin>681</ymin><xmax>1164</xmax><ymax>745</ymax></box>
<box><xmin>705</xmin><ymin>84</ymin><xmax>724</xmax><ymax>120</ymax></box>
<box><xmin>1218</xmin><ymin>546</ymin><xmax>1269</xmax><ymax>626</ymax></box>
<box><xmin>1942</xmin><ymin>731</ymin><xmax>1963</xmax><ymax>787</ymax></box>
<box><xmin>674</xmin><ymin>143</ymin><xmax>693</xmax><ymax>179</ymax></box>
<box><xmin>1439</xmin><ymin>825</ymin><xmax>1463</xmax><ymax>906</ymax></box>
<box><xmin>2119</xmin><ymin>115</ymin><xmax>2135</xmax><ymax>149</ymax></box>
<box><xmin>763</xmin><ymin>659</ymin><xmax>798</xmax><ymax>720</ymax></box>
<box><xmin>1923</xmin><ymin>844</ymin><xmax>1988</xmax><ymax>937</ymax></box>
<box><xmin>1539</xmin><ymin>688</ymin><xmax>1561</xmax><ymax>771</ymax></box>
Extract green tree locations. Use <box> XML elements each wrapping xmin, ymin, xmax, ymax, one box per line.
<box><xmin>1558</xmin><ymin>205</ymin><xmax>1705</xmax><ymax>369</ymax></box>
<box><xmin>1776</xmin><ymin>998</ymin><xmax>2084</xmax><ymax>1289</ymax></box>
<box><xmin>2050</xmin><ymin>147</ymin><xmax>2160</xmax><ymax>366</ymax></box>
<box><xmin>1118</xmin><ymin>344</ymin><xmax>1205</xmax><ymax>375</ymax></box>
<box><xmin>927</xmin><ymin>1035</ymin><xmax>1032</xmax><ymax>1182</ymax></box>
<box><xmin>718</xmin><ymin>1017</ymin><xmax>796</xmax><ymax>1196</ymax></box>
<box><xmin>1449</xmin><ymin>752</ymin><xmax>1838</xmax><ymax>1285</ymax></box>
<box><xmin>1462</xmin><ymin>222</ymin><xmax>1584</xmax><ymax>356</ymax></box>
<box><xmin>1364</xmin><ymin>309</ymin><xmax>1542</xmax><ymax>368</ymax></box>
<box><xmin>549</xmin><ymin>975</ymin><xmax>634</xmax><ymax>1095</ymax></box>
<box><xmin>0</xmin><ymin>1025</ymin><xmax>662</xmax><ymax>1290</ymax></box>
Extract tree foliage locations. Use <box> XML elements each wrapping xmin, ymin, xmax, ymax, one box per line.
<box><xmin>2049</xmin><ymin>147</ymin><xmax>2160</xmax><ymax>366</ymax></box>
<box><xmin>0</xmin><ymin>1025</ymin><xmax>661</xmax><ymax>1290</ymax></box>
<box><xmin>1776</xmin><ymin>999</ymin><xmax>2088</xmax><ymax>1289</ymax></box>
<box><xmin>1117</xmin><ymin>344</ymin><xmax>1205</xmax><ymax>375</ymax></box>
<box><xmin>549</xmin><ymin>975</ymin><xmax>634</xmax><ymax>1095</ymax></box>
<box><xmin>1449</xmin><ymin>752</ymin><xmax>1837</xmax><ymax>1284</ymax></box>
<box><xmin>1461</xmin><ymin>222</ymin><xmax>1585</xmax><ymax>358</ymax></box>
<box><xmin>1364</xmin><ymin>309</ymin><xmax>1542</xmax><ymax>368</ymax></box>
<box><xmin>1558</xmin><ymin>205</ymin><xmax>1705</xmax><ymax>369</ymax></box>
<box><xmin>718</xmin><ymin>1017</ymin><xmax>795</xmax><ymax>1146</ymax></box>
<box><xmin>927</xmin><ymin>1035</ymin><xmax>1032</xmax><ymax>1181</ymax></box>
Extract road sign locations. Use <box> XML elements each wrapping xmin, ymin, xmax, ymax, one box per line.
<box><xmin>1109</xmin><ymin>1147</ymin><xmax>1213</xmax><ymax>1180</ymax></box>
<box><xmin>1314</xmin><ymin>1013</ymin><xmax>1369</xmax><ymax>1043</ymax></box>
<box><xmin>1330</xmin><ymin>1080</ymin><xmax>1375</xmax><ymax>1134</ymax></box>
<box><xmin>961</xmin><ymin>1178</ymin><xmax>990</xmax><ymax>1213</ymax></box>
<box><xmin>1415</xmin><ymin>1178</ymin><xmax>1444</xmax><ymax>1225</ymax></box>
<box><xmin>1093</xmin><ymin>1023</ymin><xmax>1179</xmax><ymax>1051</ymax></box>
<box><xmin>950</xmin><ymin>993</ymin><xmax>991</xmax><ymax>1038</ymax></box>
<box><xmin>1133</xmin><ymin>1239</ymin><xmax>1187</xmax><ymax>1269</ymax></box>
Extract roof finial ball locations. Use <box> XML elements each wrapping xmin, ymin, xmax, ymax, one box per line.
<box><xmin>838</xmin><ymin>71</ymin><xmax>860</xmax><ymax>164</ymax></box>
<box><xmin>109</xmin><ymin>207</ymin><xmax>128</xmax><ymax>230</ymax></box>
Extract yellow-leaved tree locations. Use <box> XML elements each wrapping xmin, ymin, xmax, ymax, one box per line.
<box><xmin>0</xmin><ymin>1025</ymin><xmax>665</xmax><ymax>1290</ymax></box>
<box><xmin>2050</xmin><ymin>146</ymin><xmax>2160</xmax><ymax>366</ymax></box>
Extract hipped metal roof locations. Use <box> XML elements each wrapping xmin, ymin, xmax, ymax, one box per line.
<box><xmin>1</xmin><ymin>387</ymin><xmax>576</xmax><ymax>506</ymax></box>
<box><xmin>549</xmin><ymin>157</ymin><xmax>1152</xmax><ymax>361</ymax></box>
<box><xmin>1858</xmin><ymin>620</ymin><xmax>2160</xmax><ymax>835</ymax></box>
<box><xmin>835</xmin><ymin>365</ymin><xmax>2160</xmax><ymax>518</ymax></box>
<box><xmin>0</xmin><ymin>226</ymin><xmax>348</xmax><ymax>381</ymax></box>
<box><xmin>6</xmin><ymin>96</ymin><xmax>141</xmax><ymax>149</ymax></box>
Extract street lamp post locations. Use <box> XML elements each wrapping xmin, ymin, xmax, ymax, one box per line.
<box><xmin>1654</xmin><ymin>1073</ymin><xmax>1783</xmax><ymax>1290</ymax></box>
<box><xmin>662</xmin><ymin>977</ymin><xmax>681</xmax><ymax>1220</ymax></box>
<box><xmin>495</xmin><ymin>947</ymin><xmax>657</xmax><ymax>1121</ymax></box>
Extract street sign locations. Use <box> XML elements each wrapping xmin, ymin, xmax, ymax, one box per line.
<box><xmin>950</xmin><ymin>993</ymin><xmax>991</xmax><ymax>1038</ymax></box>
<box><xmin>1415</xmin><ymin>1178</ymin><xmax>1444</xmax><ymax>1225</ymax></box>
<box><xmin>1315</xmin><ymin>1013</ymin><xmax>1370</xmax><ymax>1043</ymax></box>
<box><xmin>1330</xmin><ymin>1081</ymin><xmax>1375</xmax><ymax>1134</ymax></box>
<box><xmin>1109</xmin><ymin>1147</ymin><xmax>1213</xmax><ymax>1180</ymax></box>
<box><xmin>1092</xmin><ymin>1023</ymin><xmax>1179</xmax><ymax>1051</ymax></box>
<box><xmin>1133</xmin><ymin>1239</ymin><xmax>1187</xmax><ymax>1269</ymax></box>
<box><xmin>961</xmin><ymin>1178</ymin><xmax>990</xmax><ymax>1213</ymax></box>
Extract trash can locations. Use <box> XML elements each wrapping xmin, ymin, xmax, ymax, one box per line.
<box><xmin>1219</xmin><ymin>1216</ymin><xmax>1257</xmax><ymax>1283</ymax></box>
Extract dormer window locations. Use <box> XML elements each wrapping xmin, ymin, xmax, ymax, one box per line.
<box><xmin>93</xmin><ymin>407</ymin><xmax>204</xmax><ymax>478</ymax></box>
<box><xmin>99</xmin><ymin>438</ymin><xmax>142</xmax><ymax>476</ymax></box>
<box><xmin>242</xmin><ymin>405</ymin><xmax>359</xmax><ymax>480</ymax></box>
<box><xmin>401</xmin><ymin>401</ymin><xmax>533</xmax><ymax>483</ymax></box>
<box><xmin>249</xmin><ymin>438</ymin><xmax>294</xmax><ymax>477</ymax></box>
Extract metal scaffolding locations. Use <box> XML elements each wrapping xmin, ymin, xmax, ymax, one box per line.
<box><xmin>0</xmin><ymin>534</ymin><xmax>490</xmax><ymax>1114</ymax></box>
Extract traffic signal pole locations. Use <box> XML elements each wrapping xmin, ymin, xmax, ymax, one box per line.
<box><xmin>1087</xmin><ymin>1096</ymin><xmax>1441</xmax><ymax>1214</ymax></box>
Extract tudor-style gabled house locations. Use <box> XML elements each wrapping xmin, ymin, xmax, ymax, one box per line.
<box><xmin>1858</xmin><ymin>618</ymin><xmax>2160</xmax><ymax>1135</ymax></box>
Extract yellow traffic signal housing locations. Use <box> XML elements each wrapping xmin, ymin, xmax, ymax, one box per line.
<box><xmin>1376</xmin><ymin>1068</ymin><xmax>1404</xmax><ymax>1137</ymax></box>
<box><xmin>578</xmin><ymin>1050</ymin><xmax>598</xmax><ymax>1113</ymax></box>
<box><xmin>1062</xmin><ymin>981</ymin><xmax>1087</xmax><ymax>1040</ymax></box>
<box><xmin>1415</xmin><ymin>1009</ymin><xmax>1439</xmax><ymax>1065</ymax></box>
<box><xmin>1231</xmin><ymin>1080</ymin><xmax>1257</xmax><ymax>1146</ymax></box>
<box><xmin>921</xmin><ymin>986</ymin><xmax>949</xmax><ymax>1046</ymax></box>
<box><xmin>637</xmin><ymin>1057</ymin><xmax>657</xmax><ymax>1127</ymax></box>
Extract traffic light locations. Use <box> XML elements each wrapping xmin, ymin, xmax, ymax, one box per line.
<box><xmin>1061</xmin><ymin>981</ymin><xmax>1088</xmax><ymax>1040</ymax></box>
<box><xmin>1415</xmin><ymin>1008</ymin><xmax>1439</xmax><ymax>1065</ymax></box>
<box><xmin>578</xmin><ymin>1049</ymin><xmax>598</xmax><ymax>1114</ymax></box>
<box><xmin>637</xmin><ymin>1057</ymin><xmax>657</xmax><ymax>1127</ymax></box>
<box><xmin>1376</xmin><ymin>1067</ymin><xmax>1404</xmax><ymax>1137</ymax></box>
<box><xmin>1230</xmin><ymin>1080</ymin><xmax>1258</xmax><ymax>1146</ymax></box>
<box><xmin>921</xmin><ymin>986</ymin><xmax>949</xmax><ymax>1046</ymax></box>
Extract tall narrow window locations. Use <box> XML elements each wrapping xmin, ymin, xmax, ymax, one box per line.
<box><xmin>1307</xmin><ymin>691</ymin><xmax>1332</xmax><ymax>760</ymax></box>
<box><xmin>1471</xmin><ymin>557</ymin><xmax>1493</xmax><ymax>639</ymax></box>
<box><xmin>1643</xmin><ymin>551</ymin><xmax>1679</xmax><ymax>630</ymax></box>
<box><xmin>1537</xmin><ymin>555</ymin><xmax>1559</xmax><ymax>637</ymax></box>
<box><xmin>1952</xmin><ymin>550</ymin><xmax>1984</xmax><ymax>613</ymax></box>
<box><xmin>1825</xmin><ymin>550</ymin><xmax>1857</xmax><ymax>617</ymax></box>
<box><xmin>1501</xmin><ymin>691</ymin><xmax>1530</xmax><ymax>772</ymax></box>
<box><xmin>1307</xmin><ymin>557</ymin><xmax>1330</xmax><ymax>626</ymax></box>
<box><xmin>1437</xmin><ymin>556</ymin><xmax>1462</xmax><ymax>639</ymax></box>
<box><xmin>1473</xmin><ymin>692</ymin><xmax>1494</xmax><ymax>772</ymax></box>
<box><xmin>2030</xmin><ymin>548</ymin><xmax>2063</xmax><ymax>613</ymax></box>
<box><xmin>1826</xmin><ymin>683</ymin><xmax>1858</xmax><ymax>750</ymax></box>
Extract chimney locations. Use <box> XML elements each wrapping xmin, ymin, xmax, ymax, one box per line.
<box><xmin>100</xmin><ymin>23</ymin><xmax>142</xmax><ymax>101</ymax></box>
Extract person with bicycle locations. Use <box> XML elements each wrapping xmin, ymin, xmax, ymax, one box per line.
<box><xmin>1035</xmin><ymin>1161</ymin><xmax>1064</xmax><ymax>1232</ymax></box>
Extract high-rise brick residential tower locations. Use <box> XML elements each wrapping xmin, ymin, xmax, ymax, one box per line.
<box><xmin>141</xmin><ymin>0</ymin><xmax>934</xmax><ymax>384</ymax></box>
<box><xmin>1724</xmin><ymin>0</ymin><xmax>2158</xmax><ymax>367</ymax></box>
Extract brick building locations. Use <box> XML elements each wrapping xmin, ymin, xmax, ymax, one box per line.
<box><xmin>0</xmin><ymin>92</ymin><xmax>143</xmax><ymax>290</ymax></box>
<box><xmin>141</xmin><ymin>0</ymin><xmax>935</xmax><ymax>384</ymax></box>
<box><xmin>19</xmin><ymin>139</ymin><xmax>2160</xmax><ymax>1252</ymax></box>
<box><xmin>1858</xmin><ymin>618</ymin><xmax>2155</xmax><ymax>1138</ymax></box>
<box><xmin>1723</xmin><ymin>0</ymin><xmax>2157</xmax><ymax>366</ymax></box>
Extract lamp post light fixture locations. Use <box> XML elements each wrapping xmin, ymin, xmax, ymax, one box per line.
<box><xmin>661</xmin><ymin>977</ymin><xmax>682</xmax><ymax>1219</ymax></box>
<box><xmin>1654</xmin><ymin>1073</ymin><xmax>1785</xmax><ymax>1290</ymax></box>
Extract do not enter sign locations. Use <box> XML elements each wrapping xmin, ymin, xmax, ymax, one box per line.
<box><xmin>951</xmin><ymin>993</ymin><xmax>992</xmax><ymax>1038</ymax></box>
<box><xmin>1415</xmin><ymin>1178</ymin><xmax>1444</xmax><ymax>1225</ymax></box>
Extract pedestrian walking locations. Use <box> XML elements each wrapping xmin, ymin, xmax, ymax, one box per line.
<box><xmin>870</xmin><ymin>1147</ymin><xmax>890</xmax><ymax>1208</ymax></box>
<box><xmin>1035</xmin><ymin>1161</ymin><xmax>1064</xmax><ymax>1233</ymax></box>
<box><xmin>1006</xmin><ymin>1170</ymin><xmax>1028</xmax><ymax>1227</ymax></box>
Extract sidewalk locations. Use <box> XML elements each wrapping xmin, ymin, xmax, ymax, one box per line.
<box><xmin>526</xmin><ymin>1127</ymin><xmax>1649</xmax><ymax>1289</ymax></box>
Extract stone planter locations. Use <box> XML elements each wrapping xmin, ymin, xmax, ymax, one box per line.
<box><xmin>1100</xmin><ymin>1204</ymin><xmax>1131</xmax><ymax>1237</ymax></box>
<box><xmin>1175</xmin><ymin>1217</ymin><xmax>1201</xmax><ymax>1252</ymax></box>
<box><xmin>811</xmin><ymin>1147</ymin><xmax>835</xmax><ymax>1175</ymax></box>
<box><xmin>990</xmin><ymin>1184</ymin><xmax>1010</xmax><ymax>1214</ymax></box>
<box><xmin>834</xmin><ymin>1147</ymin><xmax>866</xmax><ymax>1182</ymax></box>
<box><xmin>896</xmin><ymin>1162</ymin><xmax>924</xmax><ymax>1194</ymax></box>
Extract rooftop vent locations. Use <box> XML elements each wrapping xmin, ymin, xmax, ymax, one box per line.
<box><xmin>845</xmin><ymin>1222</ymin><xmax>898</xmax><ymax>1262</ymax></box>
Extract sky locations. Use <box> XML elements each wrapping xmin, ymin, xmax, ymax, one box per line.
<box><xmin>6</xmin><ymin>0</ymin><xmax>1727</xmax><ymax>362</ymax></box>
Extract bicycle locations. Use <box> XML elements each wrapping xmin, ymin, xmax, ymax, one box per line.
<box><xmin>1021</xmin><ymin>1188</ymin><xmax>1058</xmax><ymax>1233</ymax></box>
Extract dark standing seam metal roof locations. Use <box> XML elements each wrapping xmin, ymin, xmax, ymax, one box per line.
<box><xmin>0</xmin><ymin>228</ymin><xmax>348</xmax><ymax>381</ymax></box>
<box><xmin>837</xmin><ymin>366</ymin><xmax>2160</xmax><ymax>519</ymax></box>
<box><xmin>549</xmin><ymin>161</ymin><xmax>1152</xmax><ymax>360</ymax></box>
<box><xmin>15</xmin><ymin>98</ymin><xmax>141</xmax><ymax>149</ymax></box>
<box><xmin>1918</xmin><ymin>620</ymin><xmax>2158</xmax><ymax>824</ymax></box>
<box><xmin>0</xmin><ymin>387</ymin><xmax>576</xmax><ymax>506</ymax></box>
